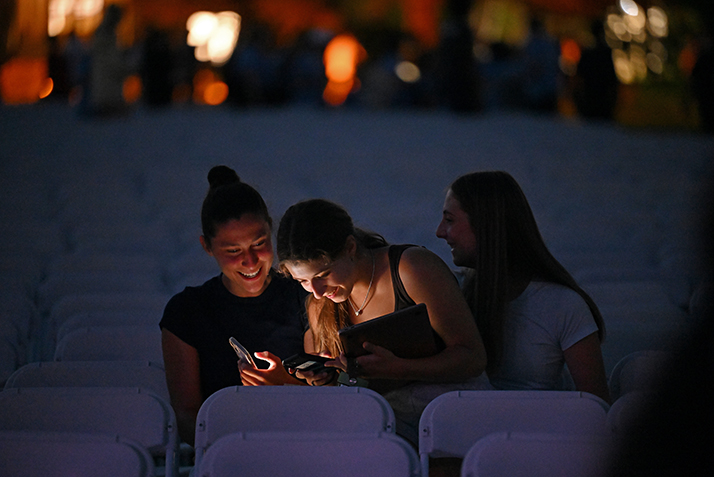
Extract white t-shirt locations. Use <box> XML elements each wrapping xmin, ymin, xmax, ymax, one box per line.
<box><xmin>488</xmin><ymin>281</ymin><xmax>599</xmax><ymax>391</ymax></box>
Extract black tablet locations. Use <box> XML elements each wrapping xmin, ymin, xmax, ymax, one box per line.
<box><xmin>338</xmin><ymin>303</ymin><xmax>439</xmax><ymax>359</ymax></box>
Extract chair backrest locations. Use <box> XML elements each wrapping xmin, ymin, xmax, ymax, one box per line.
<box><xmin>608</xmin><ymin>350</ymin><xmax>672</xmax><ymax>401</ymax></box>
<box><xmin>48</xmin><ymin>292</ymin><xmax>169</xmax><ymax>332</ymax></box>
<box><xmin>54</xmin><ymin>325</ymin><xmax>164</xmax><ymax>364</ymax></box>
<box><xmin>0</xmin><ymin>430</ymin><xmax>155</xmax><ymax>477</ymax></box>
<box><xmin>0</xmin><ymin>387</ymin><xmax>178</xmax><ymax>477</ymax></box>
<box><xmin>418</xmin><ymin>390</ymin><xmax>610</xmax><ymax>477</ymax></box>
<box><xmin>37</xmin><ymin>271</ymin><xmax>164</xmax><ymax>314</ymax></box>
<box><xmin>4</xmin><ymin>360</ymin><xmax>170</xmax><ymax>403</ymax></box>
<box><xmin>460</xmin><ymin>432</ymin><xmax>611</xmax><ymax>477</ymax></box>
<box><xmin>607</xmin><ymin>391</ymin><xmax>655</xmax><ymax>438</ymax></box>
<box><xmin>196</xmin><ymin>431</ymin><xmax>420</xmax><ymax>477</ymax></box>
<box><xmin>56</xmin><ymin>310</ymin><xmax>163</xmax><ymax>344</ymax></box>
<box><xmin>194</xmin><ymin>385</ymin><xmax>395</xmax><ymax>469</ymax></box>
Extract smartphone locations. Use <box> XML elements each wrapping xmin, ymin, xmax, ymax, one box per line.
<box><xmin>282</xmin><ymin>352</ymin><xmax>333</xmax><ymax>374</ymax></box>
<box><xmin>229</xmin><ymin>337</ymin><xmax>256</xmax><ymax>368</ymax></box>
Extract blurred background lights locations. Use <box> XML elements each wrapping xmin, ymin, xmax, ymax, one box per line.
<box><xmin>186</xmin><ymin>11</ymin><xmax>241</xmax><ymax>66</ymax></box>
<box><xmin>605</xmin><ymin>0</ymin><xmax>670</xmax><ymax>84</ymax></box>
<box><xmin>395</xmin><ymin>61</ymin><xmax>421</xmax><ymax>83</ymax></box>
<box><xmin>48</xmin><ymin>0</ymin><xmax>104</xmax><ymax>37</ymax></box>
<box><xmin>620</xmin><ymin>0</ymin><xmax>639</xmax><ymax>17</ymax></box>
<box><xmin>647</xmin><ymin>7</ymin><xmax>668</xmax><ymax>38</ymax></box>
<box><xmin>322</xmin><ymin>34</ymin><xmax>366</xmax><ymax>106</ymax></box>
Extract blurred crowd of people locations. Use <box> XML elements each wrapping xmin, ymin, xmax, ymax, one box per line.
<box><xmin>41</xmin><ymin>3</ymin><xmax>713</xmax><ymax>131</ymax></box>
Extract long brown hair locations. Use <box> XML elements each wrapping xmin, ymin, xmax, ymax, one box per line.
<box><xmin>450</xmin><ymin>171</ymin><xmax>605</xmax><ymax>374</ymax></box>
<box><xmin>277</xmin><ymin>199</ymin><xmax>387</xmax><ymax>357</ymax></box>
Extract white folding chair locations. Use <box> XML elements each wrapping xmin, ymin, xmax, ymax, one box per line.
<box><xmin>4</xmin><ymin>360</ymin><xmax>170</xmax><ymax>403</ymax></box>
<box><xmin>53</xmin><ymin>325</ymin><xmax>163</xmax><ymax>364</ymax></box>
<box><xmin>460</xmin><ymin>431</ymin><xmax>611</xmax><ymax>477</ymax></box>
<box><xmin>196</xmin><ymin>431</ymin><xmax>420</xmax><ymax>477</ymax></box>
<box><xmin>37</xmin><ymin>271</ymin><xmax>164</xmax><ymax>314</ymax></box>
<box><xmin>46</xmin><ymin>253</ymin><xmax>164</xmax><ymax>279</ymax></box>
<box><xmin>194</xmin><ymin>385</ymin><xmax>396</xmax><ymax>469</ymax></box>
<box><xmin>0</xmin><ymin>387</ymin><xmax>178</xmax><ymax>477</ymax></box>
<box><xmin>418</xmin><ymin>390</ymin><xmax>610</xmax><ymax>477</ymax></box>
<box><xmin>607</xmin><ymin>350</ymin><xmax>672</xmax><ymax>401</ymax></box>
<box><xmin>607</xmin><ymin>391</ymin><xmax>656</xmax><ymax>438</ymax></box>
<box><xmin>48</xmin><ymin>292</ymin><xmax>169</xmax><ymax>332</ymax></box>
<box><xmin>0</xmin><ymin>430</ymin><xmax>155</xmax><ymax>477</ymax></box>
<box><xmin>56</xmin><ymin>310</ymin><xmax>162</xmax><ymax>344</ymax></box>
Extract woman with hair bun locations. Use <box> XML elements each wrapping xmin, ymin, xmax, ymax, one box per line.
<box><xmin>160</xmin><ymin>165</ymin><xmax>309</xmax><ymax>446</ymax></box>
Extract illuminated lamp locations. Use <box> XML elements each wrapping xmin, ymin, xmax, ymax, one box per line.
<box><xmin>0</xmin><ymin>58</ymin><xmax>48</xmax><ymax>104</ymax></box>
<box><xmin>39</xmin><ymin>78</ymin><xmax>54</xmax><ymax>99</ymax></box>
<box><xmin>123</xmin><ymin>75</ymin><xmax>142</xmax><ymax>103</ymax></box>
<box><xmin>204</xmin><ymin>81</ymin><xmax>229</xmax><ymax>105</ymax></box>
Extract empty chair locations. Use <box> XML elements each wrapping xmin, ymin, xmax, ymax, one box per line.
<box><xmin>45</xmin><ymin>292</ymin><xmax>168</xmax><ymax>360</ymax></box>
<box><xmin>56</xmin><ymin>309</ymin><xmax>162</xmax><ymax>344</ymax></box>
<box><xmin>194</xmin><ymin>385</ymin><xmax>396</xmax><ymax>469</ymax></box>
<box><xmin>607</xmin><ymin>391</ymin><xmax>656</xmax><ymax>438</ymax></box>
<box><xmin>69</xmin><ymin>220</ymin><xmax>176</xmax><ymax>257</ymax></box>
<box><xmin>608</xmin><ymin>350</ymin><xmax>673</xmax><ymax>401</ymax></box>
<box><xmin>54</xmin><ymin>325</ymin><xmax>163</xmax><ymax>364</ymax></box>
<box><xmin>0</xmin><ymin>276</ymin><xmax>40</xmax><ymax>347</ymax></box>
<box><xmin>0</xmin><ymin>387</ymin><xmax>178</xmax><ymax>477</ymax></box>
<box><xmin>37</xmin><ymin>271</ymin><xmax>165</xmax><ymax>315</ymax></box>
<box><xmin>0</xmin><ymin>335</ymin><xmax>21</xmax><ymax>386</ymax></box>
<box><xmin>46</xmin><ymin>253</ymin><xmax>164</xmax><ymax>279</ymax></box>
<box><xmin>0</xmin><ymin>430</ymin><xmax>155</xmax><ymax>477</ymax></box>
<box><xmin>4</xmin><ymin>360</ymin><xmax>170</xmax><ymax>403</ymax></box>
<box><xmin>418</xmin><ymin>390</ymin><xmax>610</xmax><ymax>477</ymax></box>
<box><xmin>689</xmin><ymin>281</ymin><xmax>714</xmax><ymax>317</ymax></box>
<box><xmin>460</xmin><ymin>431</ymin><xmax>611</xmax><ymax>477</ymax></box>
<box><xmin>196</xmin><ymin>431</ymin><xmax>420</xmax><ymax>477</ymax></box>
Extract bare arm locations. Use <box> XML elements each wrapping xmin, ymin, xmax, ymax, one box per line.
<box><xmin>563</xmin><ymin>332</ymin><xmax>611</xmax><ymax>404</ymax></box>
<box><xmin>357</xmin><ymin>247</ymin><xmax>487</xmax><ymax>382</ymax></box>
<box><xmin>161</xmin><ymin>329</ymin><xmax>202</xmax><ymax>446</ymax></box>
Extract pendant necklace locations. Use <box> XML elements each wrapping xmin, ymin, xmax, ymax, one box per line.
<box><xmin>349</xmin><ymin>251</ymin><xmax>375</xmax><ymax>316</ymax></box>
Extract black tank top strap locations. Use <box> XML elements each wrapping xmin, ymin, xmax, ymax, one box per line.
<box><xmin>388</xmin><ymin>244</ymin><xmax>418</xmax><ymax>310</ymax></box>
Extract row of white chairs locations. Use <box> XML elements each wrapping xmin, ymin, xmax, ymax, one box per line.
<box><xmin>0</xmin><ymin>382</ymin><xmax>654</xmax><ymax>477</ymax></box>
<box><xmin>0</xmin><ymin>386</ymin><xmax>178</xmax><ymax>477</ymax></box>
<box><xmin>2</xmin><ymin>348</ymin><xmax>663</xmax><ymax>473</ymax></box>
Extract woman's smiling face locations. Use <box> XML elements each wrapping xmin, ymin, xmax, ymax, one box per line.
<box><xmin>284</xmin><ymin>252</ymin><xmax>356</xmax><ymax>302</ymax></box>
<box><xmin>202</xmin><ymin>213</ymin><xmax>274</xmax><ymax>297</ymax></box>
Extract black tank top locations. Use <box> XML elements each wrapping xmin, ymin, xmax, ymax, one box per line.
<box><xmin>388</xmin><ymin>244</ymin><xmax>418</xmax><ymax>311</ymax></box>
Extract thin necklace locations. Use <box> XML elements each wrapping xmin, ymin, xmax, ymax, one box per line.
<box><xmin>349</xmin><ymin>251</ymin><xmax>375</xmax><ymax>316</ymax></box>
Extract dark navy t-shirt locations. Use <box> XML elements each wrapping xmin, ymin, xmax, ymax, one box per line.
<box><xmin>160</xmin><ymin>271</ymin><xmax>308</xmax><ymax>399</ymax></box>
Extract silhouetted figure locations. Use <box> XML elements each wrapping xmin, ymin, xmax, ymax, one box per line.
<box><xmin>691</xmin><ymin>35</ymin><xmax>714</xmax><ymax>133</ymax></box>
<box><xmin>520</xmin><ymin>19</ymin><xmax>560</xmax><ymax>113</ymax></box>
<box><xmin>437</xmin><ymin>0</ymin><xmax>482</xmax><ymax>113</ymax></box>
<box><xmin>47</xmin><ymin>36</ymin><xmax>71</xmax><ymax>100</ymax></box>
<box><xmin>142</xmin><ymin>27</ymin><xmax>173</xmax><ymax>107</ymax></box>
<box><xmin>87</xmin><ymin>4</ymin><xmax>130</xmax><ymax>116</ymax></box>
<box><xmin>607</xmin><ymin>175</ymin><xmax>714</xmax><ymax>476</ymax></box>
<box><xmin>574</xmin><ymin>21</ymin><xmax>619</xmax><ymax>120</ymax></box>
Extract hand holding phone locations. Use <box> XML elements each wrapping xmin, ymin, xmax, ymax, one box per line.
<box><xmin>229</xmin><ymin>337</ymin><xmax>256</xmax><ymax>368</ymax></box>
<box><xmin>282</xmin><ymin>352</ymin><xmax>332</xmax><ymax>374</ymax></box>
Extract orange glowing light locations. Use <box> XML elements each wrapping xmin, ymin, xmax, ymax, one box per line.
<box><xmin>39</xmin><ymin>78</ymin><xmax>54</xmax><ymax>99</ymax></box>
<box><xmin>0</xmin><ymin>58</ymin><xmax>48</xmax><ymax>104</ymax></box>
<box><xmin>324</xmin><ymin>34</ymin><xmax>364</xmax><ymax>83</ymax></box>
<box><xmin>323</xmin><ymin>78</ymin><xmax>354</xmax><ymax>106</ymax></box>
<box><xmin>322</xmin><ymin>34</ymin><xmax>365</xmax><ymax>106</ymax></box>
<box><xmin>560</xmin><ymin>38</ymin><xmax>581</xmax><ymax>65</ymax></box>
<box><xmin>122</xmin><ymin>75</ymin><xmax>142</xmax><ymax>104</ymax></box>
<box><xmin>204</xmin><ymin>81</ymin><xmax>229</xmax><ymax>105</ymax></box>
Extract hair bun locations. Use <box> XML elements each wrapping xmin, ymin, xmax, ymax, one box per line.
<box><xmin>207</xmin><ymin>165</ymin><xmax>241</xmax><ymax>189</ymax></box>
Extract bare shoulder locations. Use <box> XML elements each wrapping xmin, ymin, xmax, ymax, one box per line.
<box><xmin>399</xmin><ymin>246</ymin><xmax>454</xmax><ymax>278</ymax></box>
<box><xmin>398</xmin><ymin>246</ymin><xmax>459</xmax><ymax>297</ymax></box>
